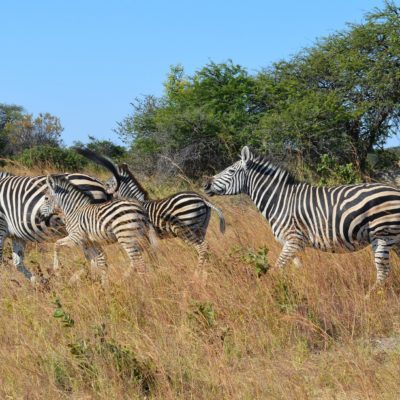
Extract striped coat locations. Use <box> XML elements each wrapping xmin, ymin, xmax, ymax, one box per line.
<box><xmin>205</xmin><ymin>146</ymin><xmax>400</xmax><ymax>288</ymax></box>
<box><xmin>0</xmin><ymin>172</ymin><xmax>111</xmax><ymax>281</ymax></box>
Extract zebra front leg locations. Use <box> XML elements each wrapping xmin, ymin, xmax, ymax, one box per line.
<box><xmin>53</xmin><ymin>236</ymin><xmax>78</xmax><ymax>275</ymax></box>
<box><xmin>11</xmin><ymin>238</ymin><xmax>34</xmax><ymax>282</ymax></box>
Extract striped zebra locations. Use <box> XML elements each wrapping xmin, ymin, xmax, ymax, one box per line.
<box><xmin>0</xmin><ymin>172</ymin><xmax>114</xmax><ymax>282</ymax></box>
<box><xmin>75</xmin><ymin>148</ymin><xmax>225</xmax><ymax>266</ymax></box>
<box><xmin>204</xmin><ymin>146</ymin><xmax>400</xmax><ymax>288</ymax></box>
<box><xmin>40</xmin><ymin>174</ymin><xmax>153</xmax><ymax>282</ymax></box>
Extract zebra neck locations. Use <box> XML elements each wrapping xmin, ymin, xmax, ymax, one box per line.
<box><xmin>57</xmin><ymin>191</ymin><xmax>91</xmax><ymax>216</ymax></box>
<box><xmin>120</xmin><ymin>177</ymin><xmax>148</xmax><ymax>201</ymax></box>
<box><xmin>246</xmin><ymin>165</ymin><xmax>297</xmax><ymax>221</ymax></box>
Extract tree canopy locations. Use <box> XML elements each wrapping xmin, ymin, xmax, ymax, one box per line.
<box><xmin>117</xmin><ymin>2</ymin><xmax>400</xmax><ymax>181</ymax></box>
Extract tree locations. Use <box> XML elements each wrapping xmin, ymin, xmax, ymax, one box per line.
<box><xmin>117</xmin><ymin>2</ymin><xmax>400</xmax><ymax>180</ymax></box>
<box><xmin>117</xmin><ymin>61</ymin><xmax>260</xmax><ymax>177</ymax></box>
<box><xmin>0</xmin><ymin>104</ymin><xmax>24</xmax><ymax>155</ymax></box>
<box><xmin>256</xmin><ymin>2</ymin><xmax>400</xmax><ymax>175</ymax></box>
<box><xmin>4</xmin><ymin>112</ymin><xmax>63</xmax><ymax>155</ymax></box>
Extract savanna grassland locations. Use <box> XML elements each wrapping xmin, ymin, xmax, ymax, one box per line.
<box><xmin>0</xmin><ymin>166</ymin><xmax>400</xmax><ymax>400</ymax></box>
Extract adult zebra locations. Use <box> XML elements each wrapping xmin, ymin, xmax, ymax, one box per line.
<box><xmin>75</xmin><ymin>148</ymin><xmax>225</xmax><ymax>266</ymax></box>
<box><xmin>0</xmin><ymin>165</ymin><xmax>119</xmax><ymax>282</ymax></box>
<box><xmin>204</xmin><ymin>146</ymin><xmax>400</xmax><ymax>288</ymax></box>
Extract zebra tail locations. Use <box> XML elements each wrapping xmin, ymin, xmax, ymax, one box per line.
<box><xmin>204</xmin><ymin>200</ymin><xmax>225</xmax><ymax>234</ymax></box>
<box><xmin>73</xmin><ymin>147</ymin><xmax>121</xmax><ymax>193</ymax></box>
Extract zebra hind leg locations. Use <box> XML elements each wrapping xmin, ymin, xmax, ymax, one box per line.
<box><xmin>370</xmin><ymin>237</ymin><xmax>394</xmax><ymax>291</ymax></box>
<box><xmin>118</xmin><ymin>238</ymin><xmax>147</xmax><ymax>276</ymax></box>
<box><xmin>0</xmin><ymin>215</ymin><xmax>8</xmax><ymax>265</ymax></box>
<box><xmin>81</xmin><ymin>242</ymin><xmax>108</xmax><ymax>286</ymax></box>
<box><xmin>275</xmin><ymin>238</ymin><xmax>305</xmax><ymax>269</ymax></box>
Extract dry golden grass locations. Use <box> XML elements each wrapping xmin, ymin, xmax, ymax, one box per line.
<box><xmin>0</xmin><ymin>166</ymin><xmax>400</xmax><ymax>399</ymax></box>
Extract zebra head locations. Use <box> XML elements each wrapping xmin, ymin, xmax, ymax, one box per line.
<box><xmin>40</xmin><ymin>175</ymin><xmax>66</xmax><ymax>218</ymax></box>
<box><xmin>204</xmin><ymin>146</ymin><xmax>252</xmax><ymax>196</ymax></box>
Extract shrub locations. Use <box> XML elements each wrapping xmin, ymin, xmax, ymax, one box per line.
<box><xmin>17</xmin><ymin>146</ymin><xmax>88</xmax><ymax>171</ymax></box>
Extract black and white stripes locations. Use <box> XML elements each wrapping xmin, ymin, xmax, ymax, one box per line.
<box><xmin>205</xmin><ymin>146</ymin><xmax>400</xmax><ymax>287</ymax></box>
<box><xmin>74</xmin><ymin>147</ymin><xmax>226</xmax><ymax>267</ymax></box>
<box><xmin>114</xmin><ymin>164</ymin><xmax>225</xmax><ymax>266</ymax></box>
<box><xmin>0</xmin><ymin>173</ymin><xmax>111</xmax><ymax>280</ymax></box>
<box><xmin>41</xmin><ymin>174</ymin><xmax>153</xmax><ymax>282</ymax></box>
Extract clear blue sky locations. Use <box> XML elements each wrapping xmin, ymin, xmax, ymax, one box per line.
<box><xmin>2</xmin><ymin>0</ymin><xmax>397</xmax><ymax>147</ymax></box>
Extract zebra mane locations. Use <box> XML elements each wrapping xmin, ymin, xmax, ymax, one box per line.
<box><xmin>247</xmin><ymin>151</ymin><xmax>299</xmax><ymax>185</ymax></box>
<box><xmin>48</xmin><ymin>174</ymin><xmax>96</xmax><ymax>200</ymax></box>
<box><xmin>119</xmin><ymin>163</ymin><xmax>149</xmax><ymax>200</ymax></box>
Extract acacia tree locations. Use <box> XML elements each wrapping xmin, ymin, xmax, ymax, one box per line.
<box><xmin>256</xmin><ymin>2</ymin><xmax>400</xmax><ymax>175</ymax></box>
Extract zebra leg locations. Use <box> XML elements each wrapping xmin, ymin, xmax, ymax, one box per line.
<box><xmin>179</xmin><ymin>228</ymin><xmax>209</xmax><ymax>267</ymax></box>
<box><xmin>53</xmin><ymin>236</ymin><xmax>78</xmax><ymax>274</ymax></box>
<box><xmin>371</xmin><ymin>238</ymin><xmax>393</xmax><ymax>290</ymax></box>
<box><xmin>0</xmin><ymin>215</ymin><xmax>8</xmax><ymax>265</ymax></box>
<box><xmin>275</xmin><ymin>239</ymin><xmax>304</xmax><ymax>269</ymax></box>
<box><xmin>195</xmin><ymin>240</ymin><xmax>209</xmax><ymax>267</ymax></box>
<box><xmin>11</xmin><ymin>238</ymin><xmax>34</xmax><ymax>282</ymax></box>
<box><xmin>119</xmin><ymin>239</ymin><xmax>147</xmax><ymax>276</ymax></box>
<box><xmin>82</xmin><ymin>242</ymin><xmax>108</xmax><ymax>285</ymax></box>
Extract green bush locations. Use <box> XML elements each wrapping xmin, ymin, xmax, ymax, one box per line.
<box><xmin>17</xmin><ymin>146</ymin><xmax>88</xmax><ymax>171</ymax></box>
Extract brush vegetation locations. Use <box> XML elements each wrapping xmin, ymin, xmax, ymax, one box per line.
<box><xmin>0</xmin><ymin>165</ymin><xmax>400</xmax><ymax>400</ymax></box>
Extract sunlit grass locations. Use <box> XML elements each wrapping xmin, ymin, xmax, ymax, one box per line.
<box><xmin>0</xmin><ymin>165</ymin><xmax>400</xmax><ymax>399</ymax></box>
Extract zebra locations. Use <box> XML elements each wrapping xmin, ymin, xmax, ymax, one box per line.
<box><xmin>0</xmin><ymin>171</ymin><xmax>116</xmax><ymax>282</ymax></box>
<box><xmin>74</xmin><ymin>148</ymin><xmax>226</xmax><ymax>267</ymax></box>
<box><xmin>40</xmin><ymin>174</ymin><xmax>153</xmax><ymax>283</ymax></box>
<box><xmin>204</xmin><ymin>145</ymin><xmax>400</xmax><ymax>289</ymax></box>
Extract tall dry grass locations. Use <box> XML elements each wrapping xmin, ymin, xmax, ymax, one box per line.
<box><xmin>0</xmin><ymin>165</ymin><xmax>399</xmax><ymax>399</ymax></box>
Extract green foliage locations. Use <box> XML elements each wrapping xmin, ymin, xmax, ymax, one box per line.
<box><xmin>52</xmin><ymin>298</ymin><xmax>155</xmax><ymax>395</ymax></box>
<box><xmin>74</xmin><ymin>135</ymin><xmax>126</xmax><ymax>161</ymax></box>
<box><xmin>188</xmin><ymin>300</ymin><xmax>216</xmax><ymax>329</ymax></box>
<box><xmin>18</xmin><ymin>146</ymin><xmax>88</xmax><ymax>171</ymax></box>
<box><xmin>53</xmin><ymin>298</ymin><xmax>75</xmax><ymax>327</ymax></box>
<box><xmin>316</xmin><ymin>154</ymin><xmax>361</xmax><ymax>185</ymax></box>
<box><xmin>117</xmin><ymin>61</ymin><xmax>259</xmax><ymax>177</ymax></box>
<box><xmin>241</xmin><ymin>246</ymin><xmax>269</xmax><ymax>277</ymax></box>
<box><xmin>0</xmin><ymin>103</ymin><xmax>25</xmax><ymax>155</ymax></box>
<box><xmin>117</xmin><ymin>3</ymin><xmax>400</xmax><ymax>179</ymax></box>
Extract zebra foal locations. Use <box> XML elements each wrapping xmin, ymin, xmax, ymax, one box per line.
<box><xmin>75</xmin><ymin>148</ymin><xmax>226</xmax><ymax>267</ymax></box>
<box><xmin>205</xmin><ymin>146</ymin><xmax>400</xmax><ymax>289</ymax></box>
<box><xmin>40</xmin><ymin>174</ymin><xmax>153</xmax><ymax>282</ymax></box>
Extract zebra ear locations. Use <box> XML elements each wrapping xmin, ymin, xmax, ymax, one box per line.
<box><xmin>241</xmin><ymin>146</ymin><xmax>251</xmax><ymax>162</ymax></box>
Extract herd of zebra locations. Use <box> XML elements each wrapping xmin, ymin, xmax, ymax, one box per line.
<box><xmin>0</xmin><ymin>145</ymin><xmax>400</xmax><ymax>290</ymax></box>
